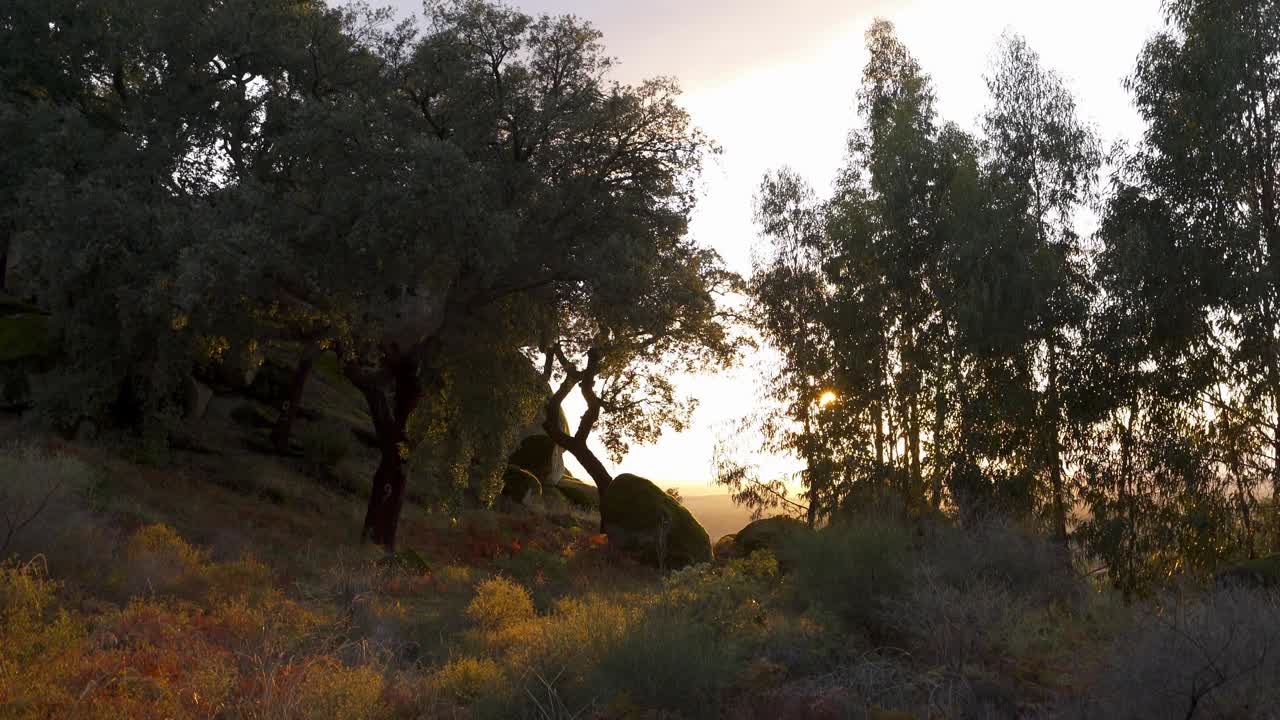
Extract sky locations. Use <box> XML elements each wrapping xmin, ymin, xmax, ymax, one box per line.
<box><xmin>380</xmin><ymin>0</ymin><xmax>1168</xmax><ymax>494</ymax></box>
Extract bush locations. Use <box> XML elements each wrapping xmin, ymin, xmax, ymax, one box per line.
<box><xmin>0</xmin><ymin>446</ymin><xmax>97</xmax><ymax>557</ymax></box>
<box><xmin>781</xmin><ymin>517</ymin><xmax>911</xmax><ymax>635</ymax></box>
<box><xmin>1082</xmin><ymin>587</ymin><xmax>1280</xmax><ymax>719</ymax></box>
<box><xmin>662</xmin><ymin>551</ymin><xmax>779</xmax><ymax>638</ymax></box>
<box><xmin>294</xmin><ymin>658</ymin><xmax>388</xmax><ymax>720</ymax></box>
<box><xmin>586</xmin><ymin>604</ymin><xmax>741</xmax><ymax>714</ymax></box>
<box><xmin>466</xmin><ymin>576</ymin><xmax>536</xmax><ymax>631</ymax></box>
<box><xmin>922</xmin><ymin>519</ymin><xmax>1077</xmax><ymax>603</ymax></box>
<box><xmin>115</xmin><ymin>523</ymin><xmax>207</xmax><ymax>597</ymax></box>
<box><xmin>430</xmin><ymin>656</ymin><xmax>505</xmax><ymax>704</ymax></box>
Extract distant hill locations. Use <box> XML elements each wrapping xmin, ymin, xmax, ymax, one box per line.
<box><xmin>679</xmin><ymin>493</ymin><xmax>757</xmax><ymax>542</ymax></box>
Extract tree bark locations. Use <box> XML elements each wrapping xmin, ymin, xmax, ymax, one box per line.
<box><xmin>542</xmin><ymin>347</ymin><xmax>614</xmax><ymax>529</ymax></box>
<box><xmin>271</xmin><ymin>344</ymin><xmax>321</xmax><ymax>453</ymax></box>
<box><xmin>1047</xmin><ymin>340</ymin><xmax>1068</xmax><ymax>545</ymax></box>
<box><xmin>348</xmin><ymin>349</ymin><xmax>425</xmax><ymax>552</ymax></box>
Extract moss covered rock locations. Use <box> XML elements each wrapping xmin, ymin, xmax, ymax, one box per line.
<box><xmin>555</xmin><ymin>476</ymin><xmax>599</xmax><ymax>510</ymax></box>
<box><xmin>600</xmin><ymin>473</ymin><xmax>712</xmax><ymax>569</ymax></box>
<box><xmin>500</xmin><ymin>466</ymin><xmax>542</xmax><ymax>506</ymax></box>
<box><xmin>1217</xmin><ymin>555</ymin><xmax>1280</xmax><ymax>589</ymax></box>
<box><xmin>507</xmin><ymin>405</ymin><xmax>568</xmax><ymax>488</ymax></box>
<box><xmin>713</xmin><ymin>533</ymin><xmax>741</xmax><ymax>561</ymax></box>
<box><xmin>509</xmin><ymin>434</ymin><xmax>559</xmax><ymax>483</ymax></box>
<box><xmin>737</xmin><ymin>516</ymin><xmax>810</xmax><ymax>556</ymax></box>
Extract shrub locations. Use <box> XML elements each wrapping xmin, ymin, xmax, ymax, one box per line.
<box><xmin>0</xmin><ymin>559</ymin><xmax>85</xmax><ymax>715</ymax></box>
<box><xmin>294</xmin><ymin>658</ymin><xmax>388</xmax><ymax>720</ymax></box>
<box><xmin>118</xmin><ymin>523</ymin><xmax>207</xmax><ymax>596</ymax></box>
<box><xmin>585</xmin><ymin>604</ymin><xmax>740</xmax><ymax>714</ymax></box>
<box><xmin>466</xmin><ymin>577</ymin><xmax>536</xmax><ymax>631</ymax></box>
<box><xmin>922</xmin><ymin>519</ymin><xmax>1077</xmax><ymax>603</ymax></box>
<box><xmin>781</xmin><ymin>517</ymin><xmax>911</xmax><ymax>634</ymax></box>
<box><xmin>662</xmin><ymin>551</ymin><xmax>779</xmax><ymax>638</ymax></box>
<box><xmin>1082</xmin><ymin>587</ymin><xmax>1280</xmax><ymax>719</ymax></box>
<box><xmin>430</xmin><ymin>656</ymin><xmax>505</xmax><ymax>704</ymax></box>
<box><xmin>0</xmin><ymin>446</ymin><xmax>96</xmax><ymax>557</ymax></box>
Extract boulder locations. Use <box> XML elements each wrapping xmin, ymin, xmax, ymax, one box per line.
<box><xmin>507</xmin><ymin>405</ymin><xmax>568</xmax><ymax>488</ymax></box>
<box><xmin>500</xmin><ymin>466</ymin><xmax>542</xmax><ymax>506</ymax></box>
<box><xmin>215</xmin><ymin>346</ymin><xmax>265</xmax><ymax>391</ymax></box>
<box><xmin>713</xmin><ymin>533</ymin><xmax>741</xmax><ymax>561</ymax></box>
<box><xmin>736</xmin><ymin>516</ymin><xmax>810</xmax><ymax>556</ymax></box>
<box><xmin>1217</xmin><ymin>555</ymin><xmax>1280</xmax><ymax>589</ymax></box>
<box><xmin>183</xmin><ymin>377</ymin><xmax>214</xmax><ymax>420</ymax></box>
<box><xmin>555</xmin><ymin>476</ymin><xmax>599</xmax><ymax>510</ymax></box>
<box><xmin>600</xmin><ymin>473</ymin><xmax>712</xmax><ymax>570</ymax></box>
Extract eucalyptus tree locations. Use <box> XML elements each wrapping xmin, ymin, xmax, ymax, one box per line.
<box><xmin>746</xmin><ymin>21</ymin><xmax>981</xmax><ymax>521</ymax></box>
<box><xmin>982</xmin><ymin>33</ymin><xmax>1102</xmax><ymax>542</ymax></box>
<box><xmin>1123</xmin><ymin>0</ymin><xmax>1280</xmax><ymax>544</ymax></box>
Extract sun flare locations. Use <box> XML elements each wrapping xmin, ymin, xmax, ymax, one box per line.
<box><xmin>819</xmin><ymin>391</ymin><xmax>839</xmax><ymax>408</ymax></box>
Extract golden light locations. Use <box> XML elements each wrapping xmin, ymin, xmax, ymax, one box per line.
<box><xmin>819</xmin><ymin>391</ymin><xmax>838</xmax><ymax>408</ymax></box>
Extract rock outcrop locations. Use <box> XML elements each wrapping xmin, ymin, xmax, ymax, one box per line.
<box><xmin>600</xmin><ymin>473</ymin><xmax>712</xmax><ymax>569</ymax></box>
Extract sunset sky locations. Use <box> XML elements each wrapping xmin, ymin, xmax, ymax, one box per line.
<box><xmin>383</xmin><ymin>0</ymin><xmax>1167</xmax><ymax>494</ymax></box>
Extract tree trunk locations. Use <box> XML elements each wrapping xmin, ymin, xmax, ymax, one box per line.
<box><xmin>271</xmin><ymin>345</ymin><xmax>320</xmax><ymax>453</ymax></box>
<box><xmin>557</xmin><ymin>435</ymin><xmax>613</xmax><ymax>500</ymax></box>
<box><xmin>364</xmin><ymin>441</ymin><xmax>408</xmax><ymax>549</ymax></box>
<box><xmin>1047</xmin><ymin>341</ymin><xmax>1068</xmax><ymax>545</ymax></box>
<box><xmin>351</xmin><ymin>353</ymin><xmax>425</xmax><ymax>552</ymax></box>
<box><xmin>931</xmin><ymin>389</ymin><xmax>946</xmax><ymax>510</ymax></box>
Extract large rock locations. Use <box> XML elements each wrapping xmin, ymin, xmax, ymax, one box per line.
<box><xmin>507</xmin><ymin>405</ymin><xmax>568</xmax><ymax>489</ymax></box>
<box><xmin>600</xmin><ymin>473</ymin><xmax>712</xmax><ymax>570</ymax></box>
<box><xmin>736</xmin><ymin>516</ymin><xmax>810</xmax><ymax>556</ymax></box>
<box><xmin>500</xmin><ymin>466</ymin><xmax>542</xmax><ymax>506</ymax></box>
<box><xmin>183</xmin><ymin>376</ymin><xmax>214</xmax><ymax>420</ymax></box>
<box><xmin>214</xmin><ymin>345</ymin><xmax>265</xmax><ymax>391</ymax></box>
<box><xmin>555</xmin><ymin>476</ymin><xmax>599</xmax><ymax>509</ymax></box>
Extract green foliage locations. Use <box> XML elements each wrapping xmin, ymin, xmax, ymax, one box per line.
<box><xmin>600</xmin><ymin>473</ymin><xmax>712</xmax><ymax>569</ymax></box>
<box><xmin>781</xmin><ymin>518</ymin><xmax>912</xmax><ymax>633</ymax></box>
<box><xmin>585</xmin><ymin>604</ymin><xmax>740</xmax><ymax>714</ymax></box>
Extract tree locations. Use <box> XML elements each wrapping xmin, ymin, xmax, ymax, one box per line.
<box><xmin>539</xmin><ymin>235</ymin><xmax>741</xmax><ymax>500</ymax></box>
<box><xmin>982</xmin><ymin>32</ymin><xmax>1101</xmax><ymax>542</ymax></box>
<box><xmin>744</xmin><ymin>21</ymin><xmax>977</xmax><ymax>523</ymax></box>
<box><xmin>225</xmin><ymin>0</ymin><xmax>719</xmax><ymax>549</ymax></box>
<box><xmin>1123</xmin><ymin>0</ymin><xmax>1280</xmax><ymax>544</ymax></box>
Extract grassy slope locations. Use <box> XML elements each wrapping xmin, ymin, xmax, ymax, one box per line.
<box><xmin>5</xmin><ymin>356</ymin><xmax>1276</xmax><ymax>718</ymax></box>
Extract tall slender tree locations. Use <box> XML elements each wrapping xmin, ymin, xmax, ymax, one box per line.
<box><xmin>982</xmin><ymin>33</ymin><xmax>1101</xmax><ymax>542</ymax></box>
